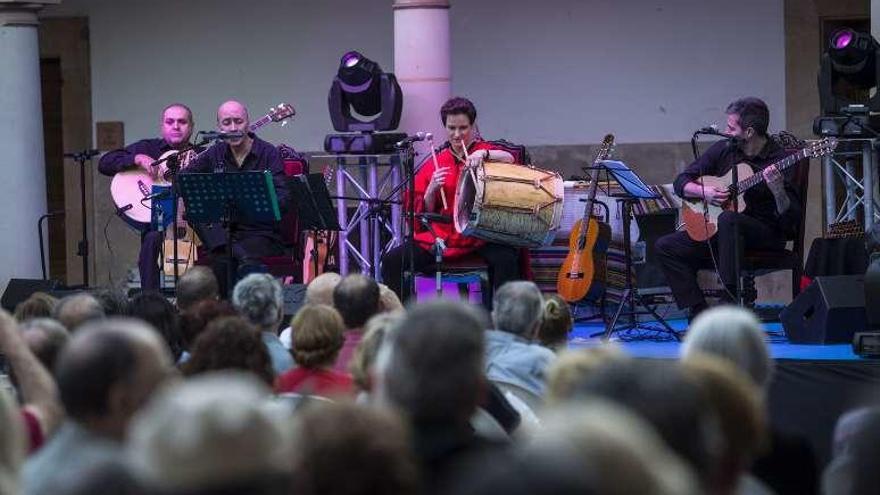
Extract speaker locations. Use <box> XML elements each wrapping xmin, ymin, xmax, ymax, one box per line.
<box><xmin>780</xmin><ymin>275</ymin><xmax>867</xmax><ymax>344</ymax></box>
<box><xmin>1</xmin><ymin>279</ymin><xmax>60</xmax><ymax>312</ymax></box>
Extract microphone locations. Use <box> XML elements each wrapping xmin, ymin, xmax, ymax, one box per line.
<box><xmin>695</xmin><ymin>125</ymin><xmax>735</xmax><ymax>139</ymax></box>
<box><xmin>199</xmin><ymin>130</ymin><xmax>245</xmax><ymax>140</ymax></box>
<box><xmin>395</xmin><ymin>132</ymin><xmax>433</xmax><ymax>148</ymax></box>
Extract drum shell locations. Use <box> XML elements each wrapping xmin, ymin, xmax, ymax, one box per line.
<box><xmin>454</xmin><ymin>161</ymin><xmax>564</xmax><ymax>248</ymax></box>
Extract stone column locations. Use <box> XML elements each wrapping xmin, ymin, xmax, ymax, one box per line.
<box><xmin>393</xmin><ymin>0</ymin><xmax>451</xmax><ymax>151</ymax></box>
<box><xmin>0</xmin><ymin>0</ymin><xmax>60</xmax><ymax>293</ymax></box>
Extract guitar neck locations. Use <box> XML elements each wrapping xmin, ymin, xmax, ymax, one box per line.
<box><xmin>249</xmin><ymin>115</ymin><xmax>271</xmax><ymax>132</ymax></box>
<box><xmin>735</xmin><ymin>148</ymin><xmax>808</xmax><ymax>193</ymax></box>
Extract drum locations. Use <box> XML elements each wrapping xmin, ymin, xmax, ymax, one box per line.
<box><xmin>454</xmin><ymin>161</ymin><xmax>564</xmax><ymax>248</ymax></box>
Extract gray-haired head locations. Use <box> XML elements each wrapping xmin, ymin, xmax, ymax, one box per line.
<box><xmin>681</xmin><ymin>305</ymin><xmax>773</xmax><ymax>391</ymax></box>
<box><xmin>176</xmin><ymin>267</ymin><xmax>219</xmax><ymax>313</ymax></box>
<box><xmin>232</xmin><ymin>274</ymin><xmax>284</xmax><ymax>332</ymax></box>
<box><xmin>53</xmin><ymin>293</ymin><xmax>105</xmax><ymax>332</ymax></box>
<box><xmin>382</xmin><ymin>300</ymin><xmax>488</xmax><ymax>423</ymax></box>
<box><xmin>491</xmin><ymin>281</ymin><xmax>544</xmax><ymax>337</ymax></box>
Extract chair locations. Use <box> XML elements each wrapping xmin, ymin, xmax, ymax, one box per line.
<box><xmin>260</xmin><ymin>144</ymin><xmax>309</xmax><ymax>280</ymax></box>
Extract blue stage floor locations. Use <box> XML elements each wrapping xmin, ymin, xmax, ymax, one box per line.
<box><xmin>570</xmin><ymin>318</ymin><xmax>863</xmax><ymax>361</ymax></box>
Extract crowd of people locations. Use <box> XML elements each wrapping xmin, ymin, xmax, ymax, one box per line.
<box><xmin>0</xmin><ymin>268</ymin><xmax>874</xmax><ymax>495</ymax></box>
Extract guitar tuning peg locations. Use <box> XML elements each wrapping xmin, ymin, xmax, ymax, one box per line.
<box><xmin>281</xmin><ymin>121</ymin><xmax>287</xmax><ymax>127</ymax></box>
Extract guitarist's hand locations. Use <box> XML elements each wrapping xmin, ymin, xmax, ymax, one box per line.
<box><xmin>705</xmin><ymin>186</ymin><xmax>730</xmax><ymax>206</ymax></box>
<box><xmin>762</xmin><ymin>165</ymin><xmax>785</xmax><ymax>196</ymax></box>
<box><xmin>134</xmin><ymin>154</ymin><xmax>158</xmax><ymax>178</ymax></box>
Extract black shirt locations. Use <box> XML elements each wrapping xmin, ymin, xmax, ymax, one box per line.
<box><xmin>183</xmin><ymin>134</ymin><xmax>288</xmax><ymax>241</ymax></box>
<box><xmin>98</xmin><ymin>138</ymin><xmax>174</xmax><ymax>176</ymax></box>
<box><xmin>673</xmin><ymin>138</ymin><xmax>803</xmax><ymax>239</ymax></box>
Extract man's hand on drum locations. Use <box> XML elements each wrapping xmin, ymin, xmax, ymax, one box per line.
<box><xmin>427</xmin><ymin>167</ymin><xmax>450</xmax><ymax>196</ymax></box>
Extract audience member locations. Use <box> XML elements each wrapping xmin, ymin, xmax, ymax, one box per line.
<box><xmin>332</xmin><ymin>274</ymin><xmax>380</xmax><ymax>373</ymax></box>
<box><xmin>279</xmin><ymin>272</ymin><xmax>342</xmax><ymax>349</ymax></box>
<box><xmin>683</xmin><ymin>305</ymin><xmax>817</xmax><ymax>495</ymax></box>
<box><xmin>275</xmin><ymin>305</ymin><xmax>353</xmax><ymax>397</ymax></box>
<box><xmin>0</xmin><ymin>383</ymin><xmax>25</xmax><ymax>495</ymax></box>
<box><xmin>178</xmin><ymin>299</ymin><xmax>237</xmax><ymax>354</ymax></box>
<box><xmin>19</xmin><ymin>318</ymin><xmax>69</xmax><ymax>373</ymax></box>
<box><xmin>823</xmin><ymin>407</ymin><xmax>880</xmax><ymax>495</ymax></box>
<box><xmin>536</xmin><ymin>294</ymin><xmax>572</xmax><ymax>352</ymax></box>
<box><xmin>23</xmin><ymin>318</ymin><xmax>172</xmax><ymax>495</ymax></box>
<box><xmin>128</xmin><ymin>371</ymin><xmax>291</xmax><ymax>495</ymax></box>
<box><xmin>92</xmin><ymin>288</ymin><xmax>130</xmax><ymax>317</ymax></box>
<box><xmin>175</xmin><ymin>266</ymin><xmax>219</xmax><ymax>314</ymax></box>
<box><xmin>681</xmin><ymin>354</ymin><xmax>771</xmax><ymax>495</ymax></box>
<box><xmin>682</xmin><ymin>305</ymin><xmax>773</xmax><ymax>391</ymax></box>
<box><xmin>544</xmin><ymin>345</ymin><xmax>627</xmax><ymax>405</ymax></box>
<box><xmin>380</xmin><ymin>300</ymin><xmax>499</xmax><ymax>491</ymax></box>
<box><xmin>572</xmin><ymin>359</ymin><xmax>720</xmax><ymax>491</ymax></box>
<box><xmin>350</xmin><ymin>312</ymin><xmax>404</xmax><ymax>396</ymax></box>
<box><xmin>485</xmin><ymin>281</ymin><xmax>554</xmax><ymax>398</ymax></box>
<box><xmin>378</xmin><ymin>283</ymin><xmax>404</xmax><ymax>313</ymax></box>
<box><xmin>52</xmin><ymin>293</ymin><xmax>105</xmax><ymax>332</ymax></box>
<box><xmin>182</xmin><ymin>316</ymin><xmax>275</xmax><ymax>386</ymax></box>
<box><xmin>128</xmin><ymin>291</ymin><xmax>184</xmax><ymax>362</ymax></box>
<box><xmin>233</xmin><ymin>274</ymin><xmax>295</xmax><ymax>375</ymax></box>
<box><xmin>0</xmin><ymin>311</ymin><xmax>63</xmax><ymax>453</ymax></box>
<box><xmin>13</xmin><ymin>293</ymin><xmax>58</xmax><ymax>323</ymax></box>
<box><xmin>291</xmin><ymin>402</ymin><xmax>418</xmax><ymax>495</ymax></box>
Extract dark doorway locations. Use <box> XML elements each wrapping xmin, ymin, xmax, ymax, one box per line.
<box><xmin>40</xmin><ymin>57</ymin><xmax>67</xmax><ymax>283</ymax></box>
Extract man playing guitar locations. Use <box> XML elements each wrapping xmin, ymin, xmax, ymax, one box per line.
<box><xmin>654</xmin><ymin>97</ymin><xmax>803</xmax><ymax>320</ymax></box>
<box><xmin>182</xmin><ymin>100</ymin><xmax>289</xmax><ymax>296</ymax></box>
<box><xmin>380</xmin><ymin>96</ymin><xmax>518</xmax><ymax>307</ymax></box>
<box><xmin>99</xmin><ymin>103</ymin><xmax>196</xmax><ymax>290</ymax></box>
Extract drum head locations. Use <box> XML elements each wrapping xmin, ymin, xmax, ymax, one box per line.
<box><xmin>454</xmin><ymin>167</ymin><xmax>478</xmax><ymax>234</ymax></box>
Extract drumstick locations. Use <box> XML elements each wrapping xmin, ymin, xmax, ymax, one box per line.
<box><xmin>428</xmin><ymin>136</ymin><xmax>448</xmax><ymax>210</ymax></box>
<box><xmin>461</xmin><ymin>139</ymin><xmax>479</xmax><ymax>186</ymax></box>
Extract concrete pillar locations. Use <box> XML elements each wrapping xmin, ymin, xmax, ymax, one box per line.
<box><xmin>393</xmin><ymin>0</ymin><xmax>451</xmax><ymax>153</ymax></box>
<box><xmin>0</xmin><ymin>0</ymin><xmax>60</xmax><ymax>293</ymax></box>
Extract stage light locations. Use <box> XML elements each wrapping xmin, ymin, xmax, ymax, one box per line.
<box><xmin>328</xmin><ymin>50</ymin><xmax>403</xmax><ymax>133</ymax></box>
<box><xmin>818</xmin><ymin>28</ymin><xmax>880</xmax><ymax>117</ymax></box>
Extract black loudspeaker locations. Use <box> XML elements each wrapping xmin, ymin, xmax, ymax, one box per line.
<box><xmin>780</xmin><ymin>275</ymin><xmax>867</xmax><ymax>344</ymax></box>
<box><xmin>1</xmin><ymin>279</ymin><xmax>60</xmax><ymax>312</ymax></box>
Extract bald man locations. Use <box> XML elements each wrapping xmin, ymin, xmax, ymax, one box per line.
<box><xmin>183</xmin><ymin>100</ymin><xmax>289</xmax><ymax>296</ymax></box>
<box><xmin>99</xmin><ymin>103</ymin><xmax>196</xmax><ymax>290</ymax></box>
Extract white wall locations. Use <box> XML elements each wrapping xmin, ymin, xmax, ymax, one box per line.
<box><xmin>44</xmin><ymin>0</ymin><xmax>784</xmax><ymax>149</ymax></box>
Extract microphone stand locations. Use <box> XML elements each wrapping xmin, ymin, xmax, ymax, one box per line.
<box><xmin>63</xmin><ymin>149</ymin><xmax>100</xmax><ymax>288</ymax></box>
<box><xmin>419</xmin><ymin>216</ymin><xmax>447</xmax><ymax>298</ymax></box>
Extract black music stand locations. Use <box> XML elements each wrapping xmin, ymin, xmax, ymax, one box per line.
<box><xmin>178</xmin><ymin>171</ymin><xmax>281</xmax><ymax>297</ymax></box>
<box><xmin>599</xmin><ymin>160</ymin><xmax>680</xmax><ymax>341</ymax></box>
<box><xmin>287</xmin><ymin>173</ymin><xmax>341</xmax><ymax>278</ymax></box>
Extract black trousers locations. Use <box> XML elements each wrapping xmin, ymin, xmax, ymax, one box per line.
<box><xmin>654</xmin><ymin>211</ymin><xmax>785</xmax><ymax>309</ymax></box>
<box><xmin>207</xmin><ymin>234</ymin><xmax>283</xmax><ymax>297</ymax></box>
<box><xmin>381</xmin><ymin>241</ymin><xmax>521</xmax><ymax>308</ymax></box>
<box><xmin>138</xmin><ymin>230</ymin><xmax>164</xmax><ymax>291</ymax></box>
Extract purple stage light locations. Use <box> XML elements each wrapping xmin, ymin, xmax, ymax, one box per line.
<box><xmin>832</xmin><ymin>29</ymin><xmax>854</xmax><ymax>50</ymax></box>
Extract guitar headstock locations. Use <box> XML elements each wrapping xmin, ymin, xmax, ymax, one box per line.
<box><xmin>807</xmin><ymin>137</ymin><xmax>838</xmax><ymax>158</ymax></box>
<box><xmin>268</xmin><ymin>103</ymin><xmax>295</xmax><ymax>125</ymax></box>
<box><xmin>593</xmin><ymin>134</ymin><xmax>616</xmax><ymax>164</ymax></box>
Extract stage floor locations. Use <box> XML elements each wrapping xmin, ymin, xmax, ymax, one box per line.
<box><xmin>568</xmin><ymin>317</ymin><xmax>880</xmax><ymax>467</ymax></box>
<box><xmin>569</xmin><ymin>318</ymin><xmax>863</xmax><ymax>361</ymax></box>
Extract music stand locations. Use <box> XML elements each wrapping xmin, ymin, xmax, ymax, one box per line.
<box><xmin>178</xmin><ymin>171</ymin><xmax>281</xmax><ymax>297</ymax></box>
<box><xmin>287</xmin><ymin>173</ymin><xmax>341</xmax><ymax>279</ymax></box>
<box><xmin>598</xmin><ymin>160</ymin><xmax>680</xmax><ymax>341</ymax></box>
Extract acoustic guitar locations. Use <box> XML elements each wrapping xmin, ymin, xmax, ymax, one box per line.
<box><xmin>110</xmin><ymin>103</ymin><xmax>296</xmax><ymax>229</ymax></box>
<box><xmin>557</xmin><ymin>134</ymin><xmax>615</xmax><ymax>303</ymax></box>
<box><xmin>302</xmin><ymin>165</ymin><xmax>338</xmax><ymax>283</ymax></box>
<box><xmin>681</xmin><ymin>137</ymin><xmax>838</xmax><ymax>242</ymax></box>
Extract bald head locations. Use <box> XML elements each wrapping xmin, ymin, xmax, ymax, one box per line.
<box><xmin>56</xmin><ymin>318</ymin><xmax>172</xmax><ymax>438</ymax></box>
<box><xmin>217</xmin><ymin>100</ymin><xmax>249</xmax><ymax>123</ymax></box>
<box><xmin>216</xmin><ymin>100</ymin><xmax>250</xmax><ymax>146</ymax></box>
<box><xmin>305</xmin><ymin>272</ymin><xmax>342</xmax><ymax>306</ymax></box>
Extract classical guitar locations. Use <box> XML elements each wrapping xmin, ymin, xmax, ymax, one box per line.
<box><xmin>557</xmin><ymin>134</ymin><xmax>615</xmax><ymax>303</ymax></box>
<box><xmin>681</xmin><ymin>137</ymin><xmax>838</xmax><ymax>242</ymax></box>
<box><xmin>110</xmin><ymin>103</ymin><xmax>296</xmax><ymax>229</ymax></box>
<box><xmin>302</xmin><ymin>165</ymin><xmax>338</xmax><ymax>283</ymax></box>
